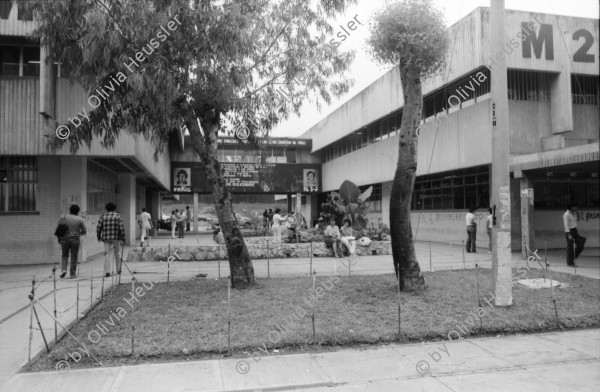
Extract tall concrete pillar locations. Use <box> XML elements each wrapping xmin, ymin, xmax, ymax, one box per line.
<box><xmin>117</xmin><ymin>174</ymin><xmax>136</xmax><ymax>244</ymax></box>
<box><xmin>60</xmin><ymin>156</ymin><xmax>87</xmax><ymax>261</ymax></box>
<box><xmin>490</xmin><ymin>0</ymin><xmax>513</xmax><ymax>306</ymax></box>
<box><xmin>518</xmin><ymin>175</ymin><xmax>535</xmax><ymax>255</ymax></box>
<box><xmin>550</xmin><ymin>61</ymin><xmax>573</xmax><ymax>134</ymax></box>
<box><xmin>296</xmin><ymin>192</ymin><xmax>302</xmax><ymax>219</ymax></box>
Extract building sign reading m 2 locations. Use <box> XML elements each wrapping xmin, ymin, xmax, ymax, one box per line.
<box><xmin>521</xmin><ymin>18</ymin><xmax>595</xmax><ymax>63</ymax></box>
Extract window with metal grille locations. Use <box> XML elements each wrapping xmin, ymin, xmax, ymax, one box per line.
<box><xmin>0</xmin><ymin>157</ymin><xmax>37</xmax><ymax>212</ymax></box>
<box><xmin>412</xmin><ymin>165</ymin><xmax>490</xmax><ymax>211</ymax></box>
<box><xmin>87</xmin><ymin>161</ymin><xmax>118</xmax><ymax>215</ymax></box>
<box><xmin>507</xmin><ymin>70</ymin><xmax>551</xmax><ymax>101</ymax></box>
<box><xmin>571</xmin><ymin>74</ymin><xmax>598</xmax><ymax>105</ymax></box>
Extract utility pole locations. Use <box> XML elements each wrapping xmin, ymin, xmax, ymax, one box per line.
<box><xmin>490</xmin><ymin>0</ymin><xmax>513</xmax><ymax>306</ymax></box>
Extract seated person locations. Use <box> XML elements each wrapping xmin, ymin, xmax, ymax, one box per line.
<box><xmin>314</xmin><ymin>217</ymin><xmax>326</xmax><ymax>231</ymax></box>
<box><xmin>340</xmin><ymin>219</ymin><xmax>357</xmax><ymax>257</ymax></box>
<box><xmin>324</xmin><ymin>218</ymin><xmax>342</xmax><ymax>258</ymax></box>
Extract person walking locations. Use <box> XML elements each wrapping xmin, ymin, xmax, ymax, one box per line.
<box><xmin>486</xmin><ymin>208</ymin><xmax>493</xmax><ymax>253</ymax></box>
<box><xmin>185</xmin><ymin>206</ymin><xmax>191</xmax><ymax>232</ymax></box>
<box><xmin>170</xmin><ymin>210</ymin><xmax>177</xmax><ymax>239</ymax></box>
<box><xmin>465</xmin><ymin>207</ymin><xmax>477</xmax><ymax>253</ymax></box>
<box><xmin>56</xmin><ymin>204</ymin><xmax>87</xmax><ymax>278</ymax></box>
<box><xmin>97</xmin><ymin>202</ymin><xmax>125</xmax><ymax>278</ymax></box>
<box><xmin>563</xmin><ymin>202</ymin><xmax>586</xmax><ymax>267</ymax></box>
<box><xmin>176</xmin><ymin>208</ymin><xmax>185</xmax><ymax>238</ymax></box>
<box><xmin>271</xmin><ymin>208</ymin><xmax>286</xmax><ymax>243</ymax></box>
<box><xmin>138</xmin><ymin>207</ymin><xmax>153</xmax><ymax>247</ymax></box>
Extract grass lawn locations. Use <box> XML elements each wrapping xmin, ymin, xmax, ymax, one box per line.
<box><xmin>28</xmin><ymin>267</ymin><xmax>600</xmax><ymax>372</ymax></box>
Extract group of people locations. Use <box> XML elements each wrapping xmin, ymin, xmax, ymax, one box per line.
<box><xmin>55</xmin><ymin>202</ymin><xmax>126</xmax><ymax>279</ymax></box>
<box><xmin>265</xmin><ymin>208</ymin><xmax>297</xmax><ymax>243</ymax></box>
<box><xmin>465</xmin><ymin>203</ymin><xmax>586</xmax><ymax>267</ymax></box>
<box><xmin>169</xmin><ymin>206</ymin><xmax>191</xmax><ymax>239</ymax></box>
<box><xmin>317</xmin><ymin>217</ymin><xmax>357</xmax><ymax>258</ymax></box>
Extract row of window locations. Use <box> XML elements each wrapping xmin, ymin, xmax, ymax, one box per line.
<box><xmin>412</xmin><ymin>166</ymin><xmax>490</xmax><ymax>211</ymax></box>
<box><xmin>0</xmin><ymin>45</ymin><xmax>68</xmax><ymax>77</ymax></box>
<box><xmin>534</xmin><ymin>178</ymin><xmax>599</xmax><ymax>209</ymax></box>
<box><xmin>0</xmin><ymin>157</ymin><xmax>37</xmax><ymax>212</ymax></box>
<box><xmin>87</xmin><ymin>161</ymin><xmax>118</xmax><ymax>215</ymax></box>
<box><xmin>322</xmin><ymin>70</ymin><xmax>598</xmax><ymax>163</ymax></box>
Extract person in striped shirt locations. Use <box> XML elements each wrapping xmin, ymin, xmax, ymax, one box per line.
<box><xmin>97</xmin><ymin>202</ymin><xmax>126</xmax><ymax>277</ymax></box>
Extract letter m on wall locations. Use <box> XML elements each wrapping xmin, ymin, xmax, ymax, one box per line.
<box><xmin>522</xmin><ymin>23</ymin><xmax>554</xmax><ymax>60</ymax></box>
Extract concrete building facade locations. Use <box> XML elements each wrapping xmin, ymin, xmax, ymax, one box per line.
<box><xmin>301</xmin><ymin>8</ymin><xmax>599</xmax><ymax>250</ymax></box>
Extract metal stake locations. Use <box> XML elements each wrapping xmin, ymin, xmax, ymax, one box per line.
<box><xmin>311</xmin><ymin>270</ymin><xmax>316</xmax><ymax>343</ymax></box>
<box><xmin>227</xmin><ymin>279</ymin><xmax>231</xmax><ymax>355</ymax></box>
<box><xmin>309</xmin><ymin>241</ymin><xmax>313</xmax><ymax>275</ymax></box>
<box><xmin>131</xmin><ymin>280</ymin><xmax>135</xmax><ymax>356</ymax></box>
<box><xmin>27</xmin><ymin>276</ymin><xmax>35</xmax><ymax>364</ymax></box>
<box><xmin>52</xmin><ymin>266</ymin><xmax>57</xmax><ymax>341</ymax></box>
<box><xmin>76</xmin><ymin>280</ymin><xmax>79</xmax><ymax>320</ymax></box>
<box><xmin>429</xmin><ymin>241</ymin><xmax>432</xmax><ymax>272</ymax></box>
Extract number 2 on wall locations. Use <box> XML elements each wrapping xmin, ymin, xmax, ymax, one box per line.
<box><xmin>573</xmin><ymin>29</ymin><xmax>595</xmax><ymax>63</ymax></box>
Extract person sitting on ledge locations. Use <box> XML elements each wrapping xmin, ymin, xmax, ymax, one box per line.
<box><xmin>324</xmin><ymin>218</ymin><xmax>342</xmax><ymax>258</ymax></box>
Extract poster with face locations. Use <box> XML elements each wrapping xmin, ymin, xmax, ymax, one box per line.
<box><xmin>173</xmin><ymin>168</ymin><xmax>191</xmax><ymax>192</ymax></box>
<box><xmin>303</xmin><ymin>169</ymin><xmax>319</xmax><ymax>192</ymax></box>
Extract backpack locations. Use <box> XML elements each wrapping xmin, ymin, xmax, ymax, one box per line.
<box><xmin>54</xmin><ymin>215</ymin><xmax>68</xmax><ymax>239</ymax></box>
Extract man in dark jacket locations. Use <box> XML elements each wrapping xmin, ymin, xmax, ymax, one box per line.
<box><xmin>57</xmin><ymin>204</ymin><xmax>87</xmax><ymax>278</ymax></box>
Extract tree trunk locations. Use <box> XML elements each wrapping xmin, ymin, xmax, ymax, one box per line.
<box><xmin>182</xmin><ymin>110</ymin><xmax>256</xmax><ymax>289</ymax></box>
<box><xmin>390</xmin><ymin>66</ymin><xmax>425</xmax><ymax>291</ymax></box>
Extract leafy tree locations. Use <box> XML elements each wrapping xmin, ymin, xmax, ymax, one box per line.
<box><xmin>367</xmin><ymin>0</ymin><xmax>448</xmax><ymax>290</ymax></box>
<box><xmin>24</xmin><ymin>0</ymin><xmax>356</xmax><ymax>288</ymax></box>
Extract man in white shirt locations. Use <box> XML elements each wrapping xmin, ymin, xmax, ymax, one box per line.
<box><xmin>138</xmin><ymin>208</ymin><xmax>153</xmax><ymax>247</ymax></box>
<box><xmin>465</xmin><ymin>207</ymin><xmax>477</xmax><ymax>253</ymax></box>
<box><xmin>563</xmin><ymin>203</ymin><xmax>586</xmax><ymax>267</ymax></box>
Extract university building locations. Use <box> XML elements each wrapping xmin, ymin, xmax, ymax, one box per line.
<box><xmin>300</xmin><ymin>8</ymin><xmax>599</xmax><ymax>250</ymax></box>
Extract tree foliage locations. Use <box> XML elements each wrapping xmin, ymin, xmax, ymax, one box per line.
<box><xmin>367</xmin><ymin>0</ymin><xmax>448</xmax><ymax>78</ymax></box>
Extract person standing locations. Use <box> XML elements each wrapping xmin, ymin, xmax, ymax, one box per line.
<box><xmin>465</xmin><ymin>207</ymin><xmax>477</xmax><ymax>253</ymax></box>
<box><xmin>138</xmin><ymin>207</ymin><xmax>153</xmax><ymax>247</ymax></box>
<box><xmin>486</xmin><ymin>208</ymin><xmax>493</xmax><ymax>253</ymax></box>
<box><xmin>271</xmin><ymin>208</ymin><xmax>286</xmax><ymax>243</ymax></box>
<box><xmin>268</xmin><ymin>209</ymin><xmax>274</xmax><ymax>229</ymax></box>
<box><xmin>56</xmin><ymin>204</ymin><xmax>87</xmax><ymax>278</ymax></box>
<box><xmin>185</xmin><ymin>206</ymin><xmax>191</xmax><ymax>232</ymax></box>
<box><xmin>97</xmin><ymin>202</ymin><xmax>125</xmax><ymax>278</ymax></box>
<box><xmin>563</xmin><ymin>203</ymin><xmax>586</xmax><ymax>267</ymax></box>
<box><xmin>170</xmin><ymin>210</ymin><xmax>177</xmax><ymax>239</ymax></box>
<box><xmin>176</xmin><ymin>208</ymin><xmax>185</xmax><ymax>238</ymax></box>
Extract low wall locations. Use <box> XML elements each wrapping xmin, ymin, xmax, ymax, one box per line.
<box><xmin>126</xmin><ymin>238</ymin><xmax>392</xmax><ymax>262</ymax></box>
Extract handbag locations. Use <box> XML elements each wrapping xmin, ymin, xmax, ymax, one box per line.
<box><xmin>54</xmin><ymin>214</ymin><xmax>68</xmax><ymax>239</ymax></box>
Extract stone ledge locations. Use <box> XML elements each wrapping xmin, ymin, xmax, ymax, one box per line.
<box><xmin>126</xmin><ymin>240</ymin><xmax>391</xmax><ymax>262</ymax></box>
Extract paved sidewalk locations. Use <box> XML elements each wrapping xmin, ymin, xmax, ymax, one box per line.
<box><xmin>3</xmin><ymin>328</ymin><xmax>599</xmax><ymax>391</ymax></box>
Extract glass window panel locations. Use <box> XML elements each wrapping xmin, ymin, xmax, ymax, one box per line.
<box><xmin>0</xmin><ymin>46</ymin><xmax>20</xmax><ymax>76</ymax></box>
<box><xmin>23</xmin><ymin>46</ymin><xmax>40</xmax><ymax>76</ymax></box>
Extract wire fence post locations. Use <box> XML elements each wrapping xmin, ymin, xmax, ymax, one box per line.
<box><xmin>52</xmin><ymin>266</ymin><xmax>57</xmax><ymax>342</ymax></box>
<box><xmin>475</xmin><ymin>262</ymin><xmax>483</xmax><ymax>330</ymax></box>
<box><xmin>101</xmin><ymin>274</ymin><xmax>105</xmax><ymax>302</ymax></box>
<box><xmin>311</xmin><ymin>270</ymin><xmax>316</xmax><ymax>344</ymax></box>
<box><xmin>167</xmin><ymin>243</ymin><xmax>171</xmax><ymax>283</ymax></box>
<box><xmin>462</xmin><ymin>240</ymin><xmax>466</xmax><ymax>269</ymax></box>
<box><xmin>309</xmin><ymin>241</ymin><xmax>313</xmax><ymax>275</ymax></box>
<box><xmin>397</xmin><ymin>271</ymin><xmax>401</xmax><ymax>339</ymax></box>
<box><xmin>28</xmin><ymin>275</ymin><xmax>35</xmax><ymax>364</ymax></box>
<box><xmin>218</xmin><ymin>247</ymin><xmax>221</xmax><ymax>280</ymax></box>
<box><xmin>227</xmin><ymin>279</ymin><xmax>231</xmax><ymax>356</ymax></box>
<box><xmin>76</xmin><ymin>280</ymin><xmax>79</xmax><ymax>321</ymax></box>
<box><xmin>130</xmin><ymin>279</ymin><xmax>135</xmax><ymax>356</ymax></box>
<box><xmin>544</xmin><ymin>239</ymin><xmax>548</xmax><ymax>271</ymax></box>
<box><xmin>429</xmin><ymin>241</ymin><xmax>432</xmax><ymax>272</ymax></box>
<box><xmin>267</xmin><ymin>239</ymin><xmax>270</xmax><ymax>277</ymax></box>
<box><xmin>90</xmin><ymin>262</ymin><xmax>94</xmax><ymax>308</ymax></box>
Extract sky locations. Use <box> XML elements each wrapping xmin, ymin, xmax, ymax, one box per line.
<box><xmin>269</xmin><ymin>0</ymin><xmax>600</xmax><ymax>137</ymax></box>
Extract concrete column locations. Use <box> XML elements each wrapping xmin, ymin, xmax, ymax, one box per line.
<box><xmin>519</xmin><ymin>176</ymin><xmax>535</xmax><ymax>255</ymax></box>
<box><xmin>287</xmin><ymin>194</ymin><xmax>292</xmax><ymax>212</ymax></box>
<box><xmin>193</xmin><ymin>192</ymin><xmax>199</xmax><ymax>232</ymax></box>
<box><xmin>39</xmin><ymin>45</ymin><xmax>56</xmax><ymax>119</ymax></box>
<box><xmin>149</xmin><ymin>190</ymin><xmax>160</xmax><ymax>225</ymax></box>
<box><xmin>490</xmin><ymin>0</ymin><xmax>513</xmax><ymax>307</ymax></box>
<box><xmin>60</xmin><ymin>157</ymin><xmax>87</xmax><ymax>261</ymax></box>
<box><xmin>117</xmin><ymin>174</ymin><xmax>136</xmax><ymax>244</ymax></box>
<box><xmin>550</xmin><ymin>62</ymin><xmax>573</xmax><ymax>134</ymax></box>
<box><xmin>295</xmin><ymin>192</ymin><xmax>302</xmax><ymax>219</ymax></box>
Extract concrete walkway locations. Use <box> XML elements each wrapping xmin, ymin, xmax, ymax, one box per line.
<box><xmin>0</xmin><ymin>240</ymin><xmax>597</xmax><ymax>391</ymax></box>
<box><xmin>3</xmin><ymin>328</ymin><xmax>599</xmax><ymax>391</ymax></box>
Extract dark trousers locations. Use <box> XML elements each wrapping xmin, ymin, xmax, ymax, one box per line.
<box><xmin>60</xmin><ymin>237</ymin><xmax>80</xmax><ymax>276</ymax></box>
<box><xmin>178</xmin><ymin>222</ymin><xmax>184</xmax><ymax>237</ymax></box>
<box><xmin>466</xmin><ymin>225</ymin><xmax>477</xmax><ymax>252</ymax></box>
<box><xmin>566</xmin><ymin>228</ymin><xmax>586</xmax><ymax>265</ymax></box>
<box><xmin>186</xmin><ymin>221</ymin><xmax>190</xmax><ymax>231</ymax></box>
